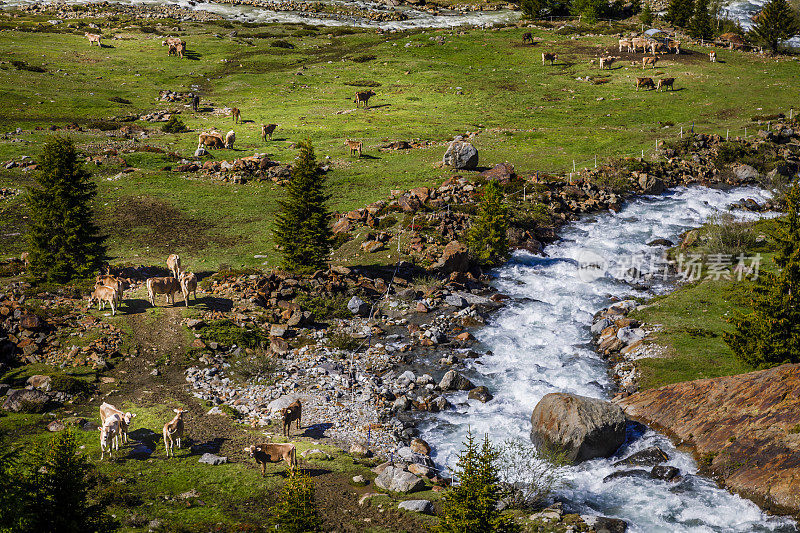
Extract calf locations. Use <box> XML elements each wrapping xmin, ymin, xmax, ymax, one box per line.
<box><xmin>163</xmin><ymin>409</ymin><xmax>187</xmax><ymax>458</ymax></box>
<box><xmin>85</xmin><ymin>32</ymin><xmax>101</xmax><ymax>47</ymax></box>
<box><xmin>162</xmin><ymin>37</ymin><xmax>184</xmax><ymax>48</ymax></box>
<box><xmin>100</xmin><ymin>402</ymin><xmax>136</xmax><ymax>444</ymax></box>
<box><xmin>96</xmin><ymin>274</ymin><xmax>130</xmax><ymax>304</ymax></box>
<box><xmin>631</xmin><ymin>37</ymin><xmax>647</xmax><ymax>53</ymax></box>
<box><xmin>345</xmin><ymin>139</ymin><xmax>363</xmax><ymax>157</ymax></box>
<box><xmin>179</xmin><ymin>271</ymin><xmax>197</xmax><ymax>306</ymax></box>
<box><xmin>709</xmin><ymin>51</ymin><xmax>717</xmax><ymax>62</ymax></box>
<box><xmin>657</xmin><ymin>77</ymin><xmax>675</xmax><ymax>91</ymax></box>
<box><xmin>635</xmin><ymin>77</ymin><xmax>655</xmax><ymax>91</ymax></box>
<box><xmin>522</xmin><ymin>32</ymin><xmax>533</xmax><ymax>44</ymax></box>
<box><xmin>147</xmin><ymin>277</ymin><xmax>181</xmax><ymax>306</ymax></box>
<box><xmin>88</xmin><ymin>285</ymin><xmax>117</xmax><ymax>315</ymax></box>
<box><xmin>175</xmin><ymin>42</ymin><xmax>186</xmax><ymax>58</ymax></box>
<box><xmin>619</xmin><ymin>38</ymin><xmax>633</xmax><ymax>52</ymax></box>
<box><xmin>199</xmin><ymin>132</ymin><xmax>225</xmax><ymax>149</ymax></box>
<box><xmin>261</xmin><ymin>123</ymin><xmax>278</xmax><ymax>141</ymax></box>
<box><xmin>354</xmin><ymin>90</ymin><xmax>376</xmax><ymax>108</ymax></box>
<box><xmin>599</xmin><ymin>56</ymin><xmax>618</xmax><ymax>70</ymax></box>
<box><xmin>225</xmin><ymin>130</ymin><xmax>236</xmax><ymax>149</ymax></box>
<box><xmin>245</xmin><ymin>443</ymin><xmax>297</xmax><ymax>475</ymax></box>
<box><xmin>168</xmin><ymin>43</ymin><xmax>179</xmax><ymax>57</ymax></box>
<box><xmin>542</xmin><ymin>52</ymin><xmax>558</xmax><ymax>65</ymax></box>
<box><xmin>192</xmin><ymin>94</ymin><xmax>200</xmax><ymax>112</ymax></box>
<box><xmin>167</xmin><ymin>253</ymin><xmax>182</xmax><ymax>278</ymax></box>
<box><xmin>668</xmin><ymin>40</ymin><xmax>681</xmax><ymax>54</ymax></box>
<box><xmin>99</xmin><ymin>415</ymin><xmax>121</xmax><ymax>460</ymax></box>
<box><xmin>281</xmin><ymin>400</ymin><xmax>302</xmax><ymax>437</ymax></box>
<box><xmin>642</xmin><ymin>56</ymin><xmax>658</xmax><ymax>69</ymax></box>
<box><xmin>231</xmin><ymin>107</ymin><xmax>241</xmax><ymax>124</ymax></box>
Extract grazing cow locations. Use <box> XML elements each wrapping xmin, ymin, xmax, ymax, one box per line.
<box><xmin>20</xmin><ymin>252</ymin><xmax>29</xmax><ymax>266</ymax></box>
<box><xmin>100</xmin><ymin>402</ymin><xmax>136</xmax><ymax>444</ymax></box>
<box><xmin>231</xmin><ymin>107</ymin><xmax>241</xmax><ymax>124</ymax></box>
<box><xmin>179</xmin><ymin>271</ymin><xmax>197</xmax><ymax>306</ymax></box>
<box><xmin>85</xmin><ymin>32</ymin><xmax>101</xmax><ymax>47</ymax></box>
<box><xmin>642</xmin><ymin>56</ymin><xmax>658</xmax><ymax>69</ymax></box>
<box><xmin>198</xmin><ymin>132</ymin><xmax>225</xmax><ymax>149</ymax></box>
<box><xmin>668</xmin><ymin>40</ymin><xmax>681</xmax><ymax>54</ymax></box>
<box><xmin>192</xmin><ymin>94</ymin><xmax>200</xmax><ymax>112</ymax></box>
<box><xmin>88</xmin><ymin>285</ymin><xmax>117</xmax><ymax>315</ymax></box>
<box><xmin>542</xmin><ymin>52</ymin><xmax>558</xmax><ymax>65</ymax></box>
<box><xmin>163</xmin><ymin>409</ymin><xmax>187</xmax><ymax>458</ymax></box>
<box><xmin>599</xmin><ymin>56</ymin><xmax>618</xmax><ymax>70</ymax></box>
<box><xmin>657</xmin><ymin>77</ymin><xmax>675</xmax><ymax>91</ymax></box>
<box><xmin>168</xmin><ymin>44</ymin><xmax>179</xmax><ymax>57</ymax></box>
<box><xmin>98</xmin><ymin>415</ymin><xmax>121</xmax><ymax>460</ymax></box>
<box><xmin>167</xmin><ymin>253</ymin><xmax>181</xmax><ymax>278</ymax></box>
<box><xmin>631</xmin><ymin>37</ymin><xmax>648</xmax><ymax>52</ymax></box>
<box><xmin>709</xmin><ymin>51</ymin><xmax>717</xmax><ymax>62</ymax></box>
<box><xmin>173</xmin><ymin>41</ymin><xmax>185</xmax><ymax>58</ymax></box>
<box><xmin>619</xmin><ymin>38</ymin><xmax>633</xmax><ymax>52</ymax></box>
<box><xmin>245</xmin><ymin>443</ymin><xmax>297</xmax><ymax>475</ymax></box>
<box><xmin>162</xmin><ymin>37</ymin><xmax>184</xmax><ymax>48</ymax></box>
<box><xmin>354</xmin><ymin>90</ymin><xmax>376</xmax><ymax>108</ymax></box>
<box><xmin>261</xmin><ymin>123</ymin><xmax>278</xmax><ymax>141</ymax></box>
<box><xmin>146</xmin><ymin>277</ymin><xmax>180</xmax><ymax>306</ymax></box>
<box><xmin>225</xmin><ymin>130</ymin><xmax>236</xmax><ymax>149</ymax></box>
<box><xmin>281</xmin><ymin>400</ymin><xmax>302</xmax><ymax>437</ymax></box>
<box><xmin>96</xmin><ymin>275</ymin><xmax>130</xmax><ymax>304</ymax></box>
<box><xmin>522</xmin><ymin>32</ymin><xmax>533</xmax><ymax>44</ymax></box>
<box><xmin>635</xmin><ymin>77</ymin><xmax>656</xmax><ymax>91</ymax></box>
<box><xmin>648</xmin><ymin>41</ymin><xmax>666</xmax><ymax>54</ymax></box>
<box><xmin>345</xmin><ymin>139</ymin><xmax>363</xmax><ymax>157</ymax></box>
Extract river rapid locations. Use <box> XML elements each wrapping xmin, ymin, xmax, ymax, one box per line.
<box><xmin>419</xmin><ymin>185</ymin><xmax>798</xmax><ymax>532</ymax></box>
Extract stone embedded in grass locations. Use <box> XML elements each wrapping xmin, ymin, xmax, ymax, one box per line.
<box><xmin>442</xmin><ymin>139</ymin><xmax>478</xmax><ymax>170</ymax></box>
<box><xmin>199</xmin><ymin>453</ymin><xmax>227</xmax><ymax>465</ymax></box>
<box><xmin>3</xmin><ymin>389</ymin><xmax>51</xmax><ymax>413</ymax></box>
<box><xmin>398</xmin><ymin>499</ymin><xmax>433</xmax><ymax>514</ymax></box>
<box><xmin>374</xmin><ymin>466</ymin><xmax>425</xmax><ymax>493</ymax></box>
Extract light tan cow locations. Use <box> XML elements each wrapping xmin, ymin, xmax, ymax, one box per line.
<box><xmin>709</xmin><ymin>51</ymin><xmax>717</xmax><ymax>62</ymax></box>
<box><xmin>345</xmin><ymin>139</ymin><xmax>363</xmax><ymax>157</ymax></box>
<box><xmin>599</xmin><ymin>56</ymin><xmax>618</xmax><ymax>70</ymax></box>
<box><xmin>179</xmin><ymin>271</ymin><xmax>197</xmax><ymax>306</ymax></box>
<box><xmin>198</xmin><ymin>132</ymin><xmax>225</xmax><ymax>149</ymax></box>
<box><xmin>163</xmin><ymin>409</ymin><xmax>187</xmax><ymax>458</ymax></box>
<box><xmin>619</xmin><ymin>38</ymin><xmax>633</xmax><ymax>52</ymax></box>
<box><xmin>642</xmin><ymin>56</ymin><xmax>658</xmax><ymax>69</ymax></box>
<box><xmin>146</xmin><ymin>277</ymin><xmax>180</xmax><ymax>306</ymax></box>
<box><xmin>100</xmin><ymin>402</ymin><xmax>136</xmax><ymax>444</ymax></box>
<box><xmin>668</xmin><ymin>40</ymin><xmax>681</xmax><ymax>54</ymax></box>
<box><xmin>225</xmin><ymin>130</ymin><xmax>236</xmax><ymax>149</ymax></box>
<box><xmin>85</xmin><ymin>32</ymin><xmax>101</xmax><ymax>46</ymax></box>
<box><xmin>635</xmin><ymin>77</ymin><xmax>656</xmax><ymax>91</ymax></box>
<box><xmin>542</xmin><ymin>52</ymin><xmax>558</xmax><ymax>65</ymax></box>
<box><xmin>657</xmin><ymin>77</ymin><xmax>675</xmax><ymax>91</ymax></box>
<box><xmin>245</xmin><ymin>443</ymin><xmax>297</xmax><ymax>475</ymax></box>
<box><xmin>231</xmin><ymin>107</ymin><xmax>241</xmax><ymax>124</ymax></box>
<box><xmin>631</xmin><ymin>37</ymin><xmax>648</xmax><ymax>53</ymax></box>
<box><xmin>261</xmin><ymin>123</ymin><xmax>278</xmax><ymax>141</ymax></box>
<box><xmin>96</xmin><ymin>275</ymin><xmax>131</xmax><ymax>304</ymax></box>
<box><xmin>162</xmin><ymin>37</ymin><xmax>184</xmax><ymax>48</ymax></box>
<box><xmin>167</xmin><ymin>253</ymin><xmax>181</xmax><ymax>278</ymax></box>
<box><xmin>99</xmin><ymin>415</ymin><xmax>121</xmax><ymax>460</ymax></box>
<box><xmin>88</xmin><ymin>285</ymin><xmax>117</xmax><ymax>315</ymax></box>
<box><xmin>20</xmin><ymin>252</ymin><xmax>29</xmax><ymax>266</ymax></box>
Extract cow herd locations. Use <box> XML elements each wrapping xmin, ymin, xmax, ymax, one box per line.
<box><xmin>96</xmin><ymin>399</ymin><xmax>304</xmax><ymax>474</ymax></box>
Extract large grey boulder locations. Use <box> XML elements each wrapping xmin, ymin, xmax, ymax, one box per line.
<box><xmin>439</xmin><ymin>370</ymin><xmax>475</xmax><ymax>391</ymax></box>
<box><xmin>3</xmin><ymin>389</ymin><xmax>51</xmax><ymax>413</ymax></box>
<box><xmin>731</xmin><ymin>163</ymin><xmax>761</xmax><ymax>182</ymax></box>
<box><xmin>530</xmin><ymin>393</ymin><xmax>626</xmax><ymax>464</ymax></box>
<box><xmin>442</xmin><ymin>140</ymin><xmax>478</xmax><ymax>170</ymax></box>
<box><xmin>638</xmin><ymin>175</ymin><xmax>664</xmax><ymax>195</ymax></box>
<box><xmin>199</xmin><ymin>453</ymin><xmax>227</xmax><ymax>465</ymax></box>
<box><xmin>348</xmin><ymin>296</ymin><xmax>370</xmax><ymax>316</ymax></box>
<box><xmin>374</xmin><ymin>466</ymin><xmax>425</xmax><ymax>493</ymax></box>
<box><xmin>398</xmin><ymin>499</ymin><xmax>433</xmax><ymax>514</ymax></box>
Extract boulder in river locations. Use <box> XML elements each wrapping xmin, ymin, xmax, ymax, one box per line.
<box><xmin>613</xmin><ymin>446</ymin><xmax>668</xmax><ymax>467</ymax></box>
<box><xmin>530</xmin><ymin>392</ymin><xmax>626</xmax><ymax>464</ymax></box>
<box><xmin>439</xmin><ymin>370</ymin><xmax>475</xmax><ymax>391</ymax></box>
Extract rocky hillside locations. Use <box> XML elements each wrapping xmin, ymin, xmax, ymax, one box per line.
<box><xmin>618</xmin><ymin>364</ymin><xmax>800</xmax><ymax>517</ymax></box>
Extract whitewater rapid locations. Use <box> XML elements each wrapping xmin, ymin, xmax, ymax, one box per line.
<box><xmin>421</xmin><ymin>186</ymin><xmax>798</xmax><ymax>532</ymax></box>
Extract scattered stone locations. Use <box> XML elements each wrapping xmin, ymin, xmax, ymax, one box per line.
<box><xmin>348</xmin><ymin>296</ymin><xmax>370</xmax><ymax>316</ymax></box>
<box><xmin>199</xmin><ymin>453</ymin><xmax>227</xmax><ymax>465</ymax></box>
<box><xmin>374</xmin><ymin>466</ymin><xmax>425</xmax><ymax>493</ymax></box>
<box><xmin>3</xmin><ymin>389</ymin><xmax>51</xmax><ymax>413</ymax></box>
<box><xmin>398</xmin><ymin>499</ymin><xmax>433</xmax><ymax>514</ymax></box>
<box><xmin>651</xmin><ymin>465</ymin><xmax>680</xmax><ymax>481</ymax></box>
<box><xmin>47</xmin><ymin>420</ymin><xmax>65</xmax><ymax>432</ymax></box>
<box><xmin>442</xmin><ymin>140</ymin><xmax>478</xmax><ymax>169</ymax></box>
<box><xmin>613</xmin><ymin>446</ymin><xmax>669</xmax><ymax>468</ymax></box>
<box><xmin>468</xmin><ymin>386</ymin><xmax>493</xmax><ymax>403</ymax></box>
<box><xmin>439</xmin><ymin>370</ymin><xmax>475</xmax><ymax>391</ymax></box>
<box><xmin>349</xmin><ymin>442</ymin><xmax>372</xmax><ymax>457</ymax></box>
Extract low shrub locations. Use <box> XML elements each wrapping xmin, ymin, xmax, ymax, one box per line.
<box><xmin>702</xmin><ymin>213</ymin><xmax>759</xmax><ymax>256</ymax></box>
<box><xmin>161</xmin><ymin>116</ymin><xmax>188</xmax><ymax>134</ymax></box>
<box><xmin>328</xmin><ymin>332</ymin><xmax>362</xmax><ymax>352</ymax></box>
<box><xmin>271</xmin><ymin>39</ymin><xmax>294</xmax><ymax>49</ymax></box>
<box><xmin>343</xmin><ymin>80</ymin><xmax>381</xmax><ymax>87</ymax></box>
<box><xmin>295</xmin><ymin>291</ymin><xmax>350</xmax><ymax>321</ymax></box>
<box><xmin>198</xmin><ymin>320</ymin><xmax>270</xmax><ymax>349</ymax></box>
<box><xmin>108</xmin><ymin>96</ymin><xmax>131</xmax><ymax>104</ymax></box>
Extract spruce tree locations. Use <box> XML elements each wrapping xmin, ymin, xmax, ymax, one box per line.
<box><xmin>666</xmin><ymin>0</ymin><xmax>695</xmax><ymax>27</ymax></box>
<box><xmin>21</xmin><ymin>429</ymin><xmax>111</xmax><ymax>532</ymax></box>
<box><xmin>640</xmin><ymin>0</ymin><xmax>654</xmax><ymax>25</ymax></box>
<box><xmin>27</xmin><ymin>137</ymin><xmax>106</xmax><ymax>283</ymax></box>
<box><xmin>272</xmin><ymin>470</ymin><xmax>320</xmax><ymax>532</ymax></box>
<box><xmin>689</xmin><ymin>0</ymin><xmax>714</xmax><ymax>40</ymax></box>
<box><xmin>724</xmin><ymin>183</ymin><xmax>800</xmax><ymax>368</ymax></box>
<box><xmin>750</xmin><ymin>0</ymin><xmax>800</xmax><ymax>53</ymax></box>
<box><xmin>273</xmin><ymin>141</ymin><xmax>333</xmax><ymax>273</ymax></box>
<box><xmin>0</xmin><ymin>434</ymin><xmax>22</xmax><ymax>532</ymax></box>
<box><xmin>438</xmin><ymin>431</ymin><xmax>520</xmax><ymax>533</ymax></box>
<box><xmin>467</xmin><ymin>181</ymin><xmax>510</xmax><ymax>268</ymax></box>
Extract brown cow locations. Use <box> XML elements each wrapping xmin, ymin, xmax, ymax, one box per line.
<box><xmin>95</xmin><ymin>275</ymin><xmax>130</xmax><ymax>304</ymax></box>
<box><xmin>179</xmin><ymin>271</ymin><xmax>197</xmax><ymax>306</ymax></box>
<box><xmin>345</xmin><ymin>139</ymin><xmax>363</xmax><ymax>157</ymax></box>
<box><xmin>167</xmin><ymin>253</ymin><xmax>181</xmax><ymax>278</ymax></box>
<box><xmin>88</xmin><ymin>285</ymin><xmax>117</xmax><ymax>315</ymax></box>
<box><xmin>619</xmin><ymin>38</ymin><xmax>633</xmax><ymax>52</ymax></box>
<box><xmin>657</xmin><ymin>77</ymin><xmax>675</xmax><ymax>91</ymax></box>
<box><xmin>261</xmin><ymin>123</ymin><xmax>278</xmax><ymax>141</ymax></box>
<box><xmin>668</xmin><ymin>40</ymin><xmax>681</xmax><ymax>54</ymax></box>
<box><xmin>542</xmin><ymin>52</ymin><xmax>558</xmax><ymax>65</ymax></box>
<box><xmin>642</xmin><ymin>56</ymin><xmax>658</xmax><ymax>69</ymax></box>
<box><xmin>245</xmin><ymin>443</ymin><xmax>297</xmax><ymax>475</ymax></box>
<box><xmin>163</xmin><ymin>408</ymin><xmax>187</xmax><ymax>458</ymax></box>
<box><xmin>85</xmin><ymin>32</ymin><xmax>101</xmax><ymax>47</ymax></box>
<box><xmin>147</xmin><ymin>277</ymin><xmax>180</xmax><ymax>306</ymax></box>
<box><xmin>198</xmin><ymin>132</ymin><xmax>225</xmax><ymax>149</ymax></box>
<box><xmin>162</xmin><ymin>37</ymin><xmax>184</xmax><ymax>48</ymax></box>
<box><xmin>522</xmin><ymin>32</ymin><xmax>533</xmax><ymax>44</ymax></box>
<box><xmin>354</xmin><ymin>90</ymin><xmax>375</xmax><ymax>108</ymax></box>
<box><xmin>175</xmin><ymin>42</ymin><xmax>185</xmax><ymax>59</ymax></box>
<box><xmin>636</xmin><ymin>77</ymin><xmax>656</xmax><ymax>91</ymax></box>
<box><xmin>281</xmin><ymin>400</ymin><xmax>302</xmax><ymax>437</ymax></box>
<box><xmin>599</xmin><ymin>56</ymin><xmax>618</xmax><ymax>70</ymax></box>
<box><xmin>631</xmin><ymin>37</ymin><xmax>648</xmax><ymax>52</ymax></box>
<box><xmin>231</xmin><ymin>107</ymin><xmax>241</xmax><ymax>124</ymax></box>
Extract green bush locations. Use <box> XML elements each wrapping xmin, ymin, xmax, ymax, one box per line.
<box><xmin>161</xmin><ymin>116</ymin><xmax>188</xmax><ymax>134</ymax></box>
<box><xmin>468</xmin><ymin>181</ymin><xmax>510</xmax><ymax>268</ymax></box>
<box><xmin>271</xmin><ymin>39</ymin><xmax>295</xmax><ymax>49</ymax></box>
<box><xmin>272</xmin><ymin>471</ymin><xmax>320</xmax><ymax>532</ymax></box>
<box><xmin>198</xmin><ymin>320</ymin><xmax>270</xmax><ymax>349</ymax></box>
<box><xmin>702</xmin><ymin>214</ymin><xmax>760</xmax><ymax>256</ymax></box>
<box><xmin>231</xmin><ymin>349</ymin><xmax>277</xmax><ymax>381</ymax></box>
<box><xmin>328</xmin><ymin>332</ymin><xmax>362</xmax><ymax>352</ymax></box>
<box><xmin>50</xmin><ymin>374</ymin><xmax>91</xmax><ymax>395</ymax></box>
<box><xmin>295</xmin><ymin>291</ymin><xmax>350</xmax><ymax>321</ymax></box>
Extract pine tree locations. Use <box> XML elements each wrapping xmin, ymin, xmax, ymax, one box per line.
<box><xmin>724</xmin><ymin>183</ymin><xmax>800</xmax><ymax>368</ymax></box>
<box><xmin>666</xmin><ymin>0</ymin><xmax>695</xmax><ymax>27</ymax></box>
<box><xmin>438</xmin><ymin>432</ymin><xmax>520</xmax><ymax>533</ymax></box>
<box><xmin>750</xmin><ymin>0</ymin><xmax>800</xmax><ymax>53</ymax></box>
<box><xmin>569</xmin><ymin>0</ymin><xmax>607</xmax><ymax>23</ymax></box>
<box><xmin>467</xmin><ymin>181</ymin><xmax>510</xmax><ymax>268</ymax></box>
<box><xmin>640</xmin><ymin>0</ymin><xmax>654</xmax><ymax>25</ymax></box>
<box><xmin>272</xmin><ymin>470</ymin><xmax>320</xmax><ymax>533</ymax></box>
<box><xmin>0</xmin><ymin>434</ymin><xmax>23</xmax><ymax>532</ymax></box>
<box><xmin>689</xmin><ymin>0</ymin><xmax>714</xmax><ymax>40</ymax></box>
<box><xmin>27</xmin><ymin>137</ymin><xmax>106</xmax><ymax>283</ymax></box>
<box><xmin>273</xmin><ymin>141</ymin><xmax>333</xmax><ymax>273</ymax></box>
<box><xmin>20</xmin><ymin>429</ymin><xmax>112</xmax><ymax>532</ymax></box>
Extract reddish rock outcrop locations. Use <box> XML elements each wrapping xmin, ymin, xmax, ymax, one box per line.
<box><xmin>618</xmin><ymin>364</ymin><xmax>800</xmax><ymax>517</ymax></box>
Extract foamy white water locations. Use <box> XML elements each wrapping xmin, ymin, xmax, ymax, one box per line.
<box><xmin>421</xmin><ymin>186</ymin><xmax>798</xmax><ymax>532</ymax></box>
<box><xmin>0</xmin><ymin>0</ymin><xmax>520</xmax><ymax>30</ymax></box>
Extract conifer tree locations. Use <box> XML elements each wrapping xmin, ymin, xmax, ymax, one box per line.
<box><xmin>640</xmin><ymin>0</ymin><xmax>654</xmax><ymax>25</ymax></box>
<box><xmin>274</xmin><ymin>141</ymin><xmax>333</xmax><ymax>273</ymax></box>
<box><xmin>0</xmin><ymin>434</ymin><xmax>22</xmax><ymax>532</ymax></box>
<box><xmin>27</xmin><ymin>137</ymin><xmax>106</xmax><ymax>283</ymax></box>
<box><xmin>438</xmin><ymin>431</ymin><xmax>520</xmax><ymax>533</ymax></box>
<box><xmin>724</xmin><ymin>183</ymin><xmax>800</xmax><ymax>368</ymax></box>
<box><xmin>689</xmin><ymin>0</ymin><xmax>714</xmax><ymax>40</ymax></box>
<box><xmin>750</xmin><ymin>0</ymin><xmax>800</xmax><ymax>53</ymax></box>
<box><xmin>666</xmin><ymin>0</ymin><xmax>695</xmax><ymax>27</ymax></box>
<box><xmin>272</xmin><ymin>470</ymin><xmax>320</xmax><ymax>532</ymax></box>
<box><xmin>467</xmin><ymin>181</ymin><xmax>510</xmax><ymax>268</ymax></box>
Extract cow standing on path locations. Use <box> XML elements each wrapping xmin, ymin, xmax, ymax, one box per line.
<box><xmin>281</xmin><ymin>400</ymin><xmax>302</xmax><ymax>437</ymax></box>
<box><xmin>245</xmin><ymin>443</ymin><xmax>297</xmax><ymax>475</ymax></box>
<box><xmin>163</xmin><ymin>409</ymin><xmax>187</xmax><ymax>458</ymax></box>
